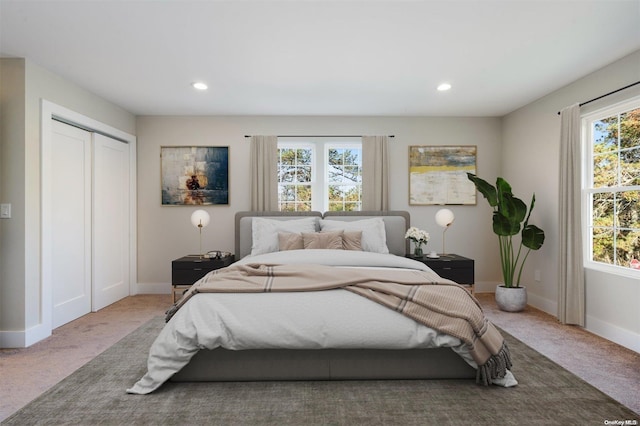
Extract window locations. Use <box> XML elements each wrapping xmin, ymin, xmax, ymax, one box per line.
<box><xmin>583</xmin><ymin>97</ymin><xmax>640</xmax><ymax>272</ymax></box>
<box><xmin>277</xmin><ymin>144</ymin><xmax>313</xmax><ymax>212</ymax></box>
<box><xmin>277</xmin><ymin>139</ymin><xmax>362</xmax><ymax>212</ymax></box>
<box><xmin>327</xmin><ymin>146</ymin><xmax>362</xmax><ymax>211</ymax></box>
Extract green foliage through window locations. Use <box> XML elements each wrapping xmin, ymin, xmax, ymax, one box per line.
<box><xmin>588</xmin><ymin>105</ymin><xmax>640</xmax><ymax>270</ymax></box>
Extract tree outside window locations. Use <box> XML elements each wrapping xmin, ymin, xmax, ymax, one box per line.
<box><xmin>327</xmin><ymin>147</ymin><xmax>362</xmax><ymax>211</ymax></box>
<box><xmin>277</xmin><ymin>141</ymin><xmax>362</xmax><ymax>212</ymax></box>
<box><xmin>278</xmin><ymin>147</ymin><xmax>312</xmax><ymax>212</ymax></box>
<box><xmin>588</xmin><ymin>105</ymin><xmax>640</xmax><ymax>270</ymax></box>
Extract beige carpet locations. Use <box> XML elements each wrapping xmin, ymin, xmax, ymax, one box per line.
<box><xmin>1</xmin><ymin>293</ymin><xmax>638</xmax><ymax>422</ymax></box>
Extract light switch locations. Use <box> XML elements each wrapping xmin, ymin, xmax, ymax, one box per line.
<box><xmin>0</xmin><ymin>203</ymin><xmax>11</xmax><ymax>219</ymax></box>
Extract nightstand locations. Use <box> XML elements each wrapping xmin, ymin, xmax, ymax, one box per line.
<box><xmin>171</xmin><ymin>255</ymin><xmax>235</xmax><ymax>302</ymax></box>
<box><xmin>408</xmin><ymin>254</ymin><xmax>475</xmax><ymax>293</ymax></box>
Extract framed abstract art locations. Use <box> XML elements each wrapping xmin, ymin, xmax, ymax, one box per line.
<box><xmin>161</xmin><ymin>146</ymin><xmax>229</xmax><ymax>205</ymax></box>
<box><xmin>409</xmin><ymin>145</ymin><xmax>476</xmax><ymax>205</ymax></box>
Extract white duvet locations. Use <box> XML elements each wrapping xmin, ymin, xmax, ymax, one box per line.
<box><xmin>127</xmin><ymin>251</ymin><xmax>516</xmax><ymax>394</ymax></box>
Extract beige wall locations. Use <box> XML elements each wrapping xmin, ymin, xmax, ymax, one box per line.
<box><xmin>136</xmin><ymin>116</ymin><xmax>504</xmax><ymax>290</ymax></box>
<box><xmin>0</xmin><ymin>59</ymin><xmax>26</xmax><ymax>331</ymax></box>
<box><xmin>0</xmin><ymin>58</ymin><xmax>136</xmax><ymax>346</ymax></box>
<box><xmin>501</xmin><ymin>49</ymin><xmax>640</xmax><ymax>351</ymax></box>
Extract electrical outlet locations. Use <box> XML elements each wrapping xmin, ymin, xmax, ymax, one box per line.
<box><xmin>0</xmin><ymin>204</ymin><xmax>10</xmax><ymax>219</ymax></box>
<box><xmin>534</xmin><ymin>269</ymin><xmax>541</xmax><ymax>282</ymax></box>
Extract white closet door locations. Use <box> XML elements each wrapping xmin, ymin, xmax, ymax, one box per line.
<box><xmin>92</xmin><ymin>133</ymin><xmax>130</xmax><ymax>311</ymax></box>
<box><xmin>51</xmin><ymin>121</ymin><xmax>92</xmax><ymax>328</ymax></box>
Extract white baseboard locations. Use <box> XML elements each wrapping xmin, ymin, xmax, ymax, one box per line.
<box><xmin>525</xmin><ymin>292</ymin><xmax>557</xmax><ymax>317</ymax></box>
<box><xmin>135</xmin><ymin>282</ymin><xmax>171</xmax><ymax>295</ymax></box>
<box><xmin>0</xmin><ymin>322</ymin><xmax>51</xmax><ymax>349</ymax></box>
<box><xmin>0</xmin><ymin>330</ymin><xmax>26</xmax><ymax>348</ymax></box>
<box><xmin>586</xmin><ymin>315</ymin><xmax>640</xmax><ymax>353</ymax></box>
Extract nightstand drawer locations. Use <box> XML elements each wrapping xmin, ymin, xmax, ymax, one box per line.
<box><xmin>428</xmin><ymin>266</ymin><xmax>474</xmax><ymax>284</ymax></box>
<box><xmin>172</xmin><ymin>267</ymin><xmax>213</xmax><ymax>285</ymax></box>
<box><xmin>408</xmin><ymin>254</ymin><xmax>475</xmax><ymax>285</ymax></box>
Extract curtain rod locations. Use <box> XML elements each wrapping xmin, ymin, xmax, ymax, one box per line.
<box><xmin>244</xmin><ymin>135</ymin><xmax>394</xmax><ymax>138</ymax></box>
<box><xmin>557</xmin><ymin>81</ymin><xmax>640</xmax><ymax>115</ymax></box>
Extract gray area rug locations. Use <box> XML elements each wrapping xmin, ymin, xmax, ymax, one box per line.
<box><xmin>4</xmin><ymin>316</ymin><xmax>637</xmax><ymax>426</ymax></box>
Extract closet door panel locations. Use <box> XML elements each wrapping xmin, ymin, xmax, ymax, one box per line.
<box><xmin>51</xmin><ymin>121</ymin><xmax>92</xmax><ymax>328</ymax></box>
<box><xmin>92</xmin><ymin>133</ymin><xmax>130</xmax><ymax>311</ymax></box>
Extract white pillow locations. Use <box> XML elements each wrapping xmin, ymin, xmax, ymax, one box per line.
<box><xmin>319</xmin><ymin>217</ymin><xmax>389</xmax><ymax>254</ymax></box>
<box><xmin>251</xmin><ymin>217</ymin><xmax>318</xmax><ymax>255</ymax></box>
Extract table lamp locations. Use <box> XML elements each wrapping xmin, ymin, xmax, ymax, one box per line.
<box><xmin>190</xmin><ymin>209</ymin><xmax>210</xmax><ymax>259</ymax></box>
<box><xmin>435</xmin><ymin>208</ymin><xmax>455</xmax><ymax>256</ymax></box>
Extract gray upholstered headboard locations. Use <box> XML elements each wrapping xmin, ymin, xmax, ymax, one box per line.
<box><xmin>235</xmin><ymin>210</ymin><xmax>410</xmax><ymax>259</ymax></box>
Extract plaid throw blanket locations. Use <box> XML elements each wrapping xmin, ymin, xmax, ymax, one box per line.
<box><xmin>166</xmin><ymin>263</ymin><xmax>512</xmax><ymax>385</ymax></box>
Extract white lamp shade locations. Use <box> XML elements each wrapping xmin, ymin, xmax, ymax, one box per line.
<box><xmin>435</xmin><ymin>208</ymin><xmax>455</xmax><ymax>228</ymax></box>
<box><xmin>190</xmin><ymin>209</ymin><xmax>210</xmax><ymax>228</ymax></box>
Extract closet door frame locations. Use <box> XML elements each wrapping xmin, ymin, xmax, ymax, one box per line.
<box><xmin>39</xmin><ymin>100</ymin><xmax>137</xmax><ymax>340</ymax></box>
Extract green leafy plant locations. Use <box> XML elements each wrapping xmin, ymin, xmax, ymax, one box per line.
<box><xmin>467</xmin><ymin>173</ymin><xmax>545</xmax><ymax>287</ymax></box>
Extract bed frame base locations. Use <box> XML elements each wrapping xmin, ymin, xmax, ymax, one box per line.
<box><xmin>171</xmin><ymin>348</ymin><xmax>476</xmax><ymax>382</ymax></box>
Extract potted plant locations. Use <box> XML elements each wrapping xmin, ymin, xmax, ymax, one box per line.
<box><xmin>467</xmin><ymin>173</ymin><xmax>545</xmax><ymax>312</ymax></box>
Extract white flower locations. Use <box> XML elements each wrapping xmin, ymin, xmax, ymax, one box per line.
<box><xmin>405</xmin><ymin>227</ymin><xmax>430</xmax><ymax>245</ymax></box>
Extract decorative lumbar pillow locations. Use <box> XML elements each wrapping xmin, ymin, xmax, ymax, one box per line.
<box><xmin>302</xmin><ymin>231</ymin><xmax>344</xmax><ymax>250</ymax></box>
<box><xmin>251</xmin><ymin>217</ymin><xmax>318</xmax><ymax>255</ymax></box>
<box><xmin>342</xmin><ymin>230</ymin><xmax>363</xmax><ymax>251</ymax></box>
<box><xmin>319</xmin><ymin>218</ymin><xmax>388</xmax><ymax>253</ymax></box>
<box><xmin>278</xmin><ymin>232</ymin><xmax>304</xmax><ymax>251</ymax></box>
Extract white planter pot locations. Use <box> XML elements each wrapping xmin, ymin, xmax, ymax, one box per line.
<box><xmin>495</xmin><ymin>285</ymin><xmax>527</xmax><ymax>312</ymax></box>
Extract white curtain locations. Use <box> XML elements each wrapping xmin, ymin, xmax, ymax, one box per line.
<box><xmin>361</xmin><ymin>136</ymin><xmax>389</xmax><ymax>211</ymax></box>
<box><xmin>558</xmin><ymin>104</ymin><xmax>585</xmax><ymax>326</ymax></box>
<box><xmin>250</xmin><ymin>135</ymin><xmax>278</xmax><ymax>211</ymax></box>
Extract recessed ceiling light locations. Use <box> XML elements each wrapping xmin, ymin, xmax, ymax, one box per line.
<box><xmin>192</xmin><ymin>82</ymin><xmax>208</xmax><ymax>91</ymax></box>
<box><xmin>437</xmin><ymin>83</ymin><xmax>452</xmax><ymax>91</ymax></box>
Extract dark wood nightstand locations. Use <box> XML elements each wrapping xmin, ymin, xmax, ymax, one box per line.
<box><xmin>171</xmin><ymin>255</ymin><xmax>235</xmax><ymax>302</ymax></box>
<box><xmin>408</xmin><ymin>254</ymin><xmax>475</xmax><ymax>293</ymax></box>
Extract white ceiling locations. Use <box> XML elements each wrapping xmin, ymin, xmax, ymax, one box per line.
<box><xmin>1</xmin><ymin>0</ymin><xmax>639</xmax><ymax>117</ymax></box>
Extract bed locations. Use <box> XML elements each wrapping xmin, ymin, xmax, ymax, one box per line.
<box><xmin>127</xmin><ymin>211</ymin><xmax>516</xmax><ymax>394</ymax></box>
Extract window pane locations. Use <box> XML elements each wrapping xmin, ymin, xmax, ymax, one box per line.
<box><xmin>328</xmin><ymin>148</ymin><xmax>343</xmax><ymax>166</ymax></box>
<box><xmin>593</xmin><ymin>118</ymin><xmax>618</xmax><ymax>154</ymax></box>
<box><xmin>617</xmin><ymin>191</ymin><xmax>640</xmax><ymax>229</ymax></box>
<box><xmin>619</xmin><ymin>108</ymin><xmax>640</xmax><ymax>150</ymax></box>
<box><xmin>279</xmin><ymin>148</ymin><xmax>295</xmax><ymax>165</ymax></box>
<box><xmin>328</xmin><ymin>185</ymin><xmax>343</xmax><ymax>202</ymax></box>
<box><xmin>592</xmin><ymin>227</ymin><xmax>614</xmax><ymax>265</ymax></box>
<box><xmin>296</xmin><ymin>149</ymin><xmax>312</xmax><ymax>165</ymax></box>
<box><xmin>279</xmin><ymin>185</ymin><xmax>296</xmax><ymax>201</ymax></box>
<box><xmin>328</xmin><ymin>202</ymin><xmax>341</xmax><ymax>211</ymax></box>
<box><xmin>593</xmin><ymin>152</ymin><xmax>618</xmax><ymax>188</ymax></box>
<box><xmin>278</xmin><ymin>166</ymin><xmax>294</xmax><ymax>183</ymax></box>
<box><xmin>615</xmin><ymin>229</ymin><xmax>640</xmax><ymax>268</ymax></box>
<box><xmin>296</xmin><ymin>185</ymin><xmax>311</xmax><ymax>202</ymax></box>
<box><xmin>328</xmin><ymin>165</ymin><xmax>344</xmax><ymax>183</ymax></box>
<box><xmin>296</xmin><ymin>202</ymin><xmax>312</xmax><ymax>212</ymax></box>
<box><xmin>620</xmin><ymin>147</ymin><xmax>640</xmax><ymax>186</ymax></box>
<box><xmin>296</xmin><ymin>166</ymin><xmax>312</xmax><ymax>183</ymax></box>
<box><xmin>593</xmin><ymin>192</ymin><xmax>615</xmax><ymax>227</ymax></box>
<box><xmin>344</xmin><ymin>165</ymin><xmax>361</xmax><ymax>183</ymax></box>
<box><xmin>344</xmin><ymin>149</ymin><xmax>360</xmax><ymax>166</ymax></box>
